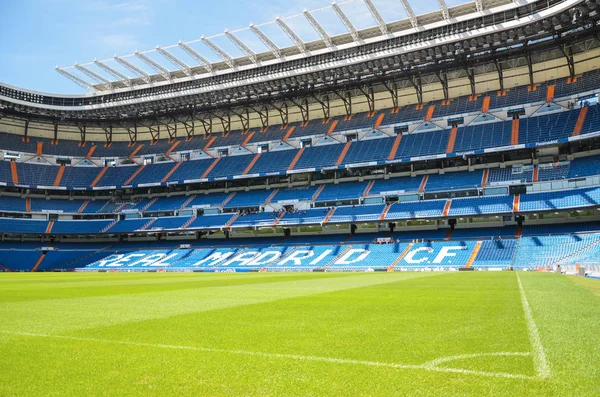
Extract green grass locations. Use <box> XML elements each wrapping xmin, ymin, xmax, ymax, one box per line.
<box><xmin>0</xmin><ymin>272</ymin><xmax>598</xmax><ymax>396</ymax></box>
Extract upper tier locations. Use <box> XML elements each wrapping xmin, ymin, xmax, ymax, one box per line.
<box><xmin>2</xmin><ymin>102</ymin><xmax>599</xmax><ymax>190</ymax></box>
<box><xmin>3</xmin><ymin>69</ymin><xmax>600</xmax><ymax>159</ymax></box>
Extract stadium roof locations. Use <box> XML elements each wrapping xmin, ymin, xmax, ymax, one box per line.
<box><xmin>56</xmin><ymin>0</ymin><xmax>513</xmax><ymax>92</ymax></box>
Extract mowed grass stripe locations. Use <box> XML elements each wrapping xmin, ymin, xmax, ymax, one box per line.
<box><xmin>0</xmin><ymin>273</ymin><xmax>356</xmax><ymax>303</ymax></box>
<box><xmin>72</xmin><ymin>272</ymin><xmax>532</xmax><ymax>373</ymax></box>
<box><xmin>0</xmin><ymin>272</ymin><xmax>435</xmax><ymax>334</ymax></box>
<box><xmin>518</xmin><ymin>272</ymin><xmax>600</xmax><ymax>396</ymax></box>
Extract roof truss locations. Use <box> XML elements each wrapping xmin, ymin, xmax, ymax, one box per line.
<box><xmin>332</xmin><ymin>1</ymin><xmax>360</xmax><ymax>41</ymax></box>
<box><xmin>363</xmin><ymin>0</ymin><xmax>388</xmax><ymax>35</ymax></box>
<box><xmin>201</xmin><ymin>35</ymin><xmax>234</xmax><ymax>68</ymax></box>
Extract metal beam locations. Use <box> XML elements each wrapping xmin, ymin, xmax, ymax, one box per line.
<box><xmin>399</xmin><ymin>0</ymin><xmax>419</xmax><ymax>28</ymax></box>
<box><xmin>55</xmin><ymin>67</ymin><xmax>94</xmax><ymax>90</ymax></box>
<box><xmin>74</xmin><ymin>63</ymin><xmax>112</xmax><ymax>88</ymax></box>
<box><xmin>156</xmin><ymin>46</ymin><xmax>192</xmax><ymax>76</ymax></box>
<box><xmin>94</xmin><ymin>60</ymin><xmax>131</xmax><ymax>86</ymax></box>
<box><xmin>177</xmin><ymin>41</ymin><xmax>213</xmax><ymax>72</ymax></box>
<box><xmin>475</xmin><ymin>0</ymin><xmax>483</xmax><ymax>12</ymax></box>
<box><xmin>113</xmin><ymin>56</ymin><xmax>151</xmax><ymax>83</ymax></box>
<box><xmin>201</xmin><ymin>35</ymin><xmax>234</xmax><ymax>68</ymax></box>
<box><xmin>332</xmin><ymin>1</ymin><xmax>360</xmax><ymax>41</ymax></box>
<box><xmin>249</xmin><ymin>24</ymin><xmax>282</xmax><ymax>59</ymax></box>
<box><xmin>224</xmin><ymin>29</ymin><xmax>257</xmax><ymax>63</ymax></box>
<box><xmin>363</xmin><ymin>0</ymin><xmax>388</xmax><ymax>35</ymax></box>
<box><xmin>135</xmin><ymin>51</ymin><xmax>171</xmax><ymax>80</ymax></box>
<box><xmin>303</xmin><ymin>10</ymin><xmax>333</xmax><ymax>48</ymax></box>
<box><xmin>438</xmin><ymin>0</ymin><xmax>450</xmax><ymax>20</ymax></box>
<box><xmin>276</xmin><ymin>17</ymin><xmax>307</xmax><ymax>53</ymax></box>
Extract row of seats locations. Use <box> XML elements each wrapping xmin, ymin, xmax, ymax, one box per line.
<box><xmin>75</xmin><ymin>232</ymin><xmax>600</xmax><ymax>271</ymax></box>
<box><xmin>3</xmin><ymin>104</ymin><xmax>599</xmax><ymax>188</ymax></box>
<box><xmin>1</xmin><ymin>186</ymin><xmax>599</xmax><ymax>235</ymax></box>
<box><xmin>3</xmin><ymin>69</ymin><xmax>599</xmax><ymax>160</ymax></box>
<box><xmin>2</xmin><ymin>154</ymin><xmax>599</xmax><ymax>215</ymax></box>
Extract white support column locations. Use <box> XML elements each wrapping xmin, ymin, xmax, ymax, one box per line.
<box><xmin>114</xmin><ymin>56</ymin><xmax>151</xmax><ymax>83</ymax></box>
<box><xmin>303</xmin><ymin>9</ymin><xmax>333</xmax><ymax>48</ymax></box>
<box><xmin>74</xmin><ymin>63</ymin><xmax>112</xmax><ymax>88</ymax></box>
<box><xmin>363</xmin><ymin>0</ymin><xmax>388</xmax><ymax>34</ymax></box>
<box><xmin>94</xmin><ymin>60</ymin><xmax>131</xmax><ymax>86</ymax></box>
<box><xmin>332</xmin><ymin>1</ymin><xmax>360</xmax><ymax>41</ymax></box>
<box><xmin>55</xmin><ymin>67</ymin><xmax>94</xmax><ymax>90</ymax></box>
<box><xmin>249</xmin><ymin>24</ymin><xmax>282</xmax><ymax>59</ymax></box>
<box><xmin>177</xmin><ymin>41</ymin><xmax>213</xmax><ymax>72</ymax></box>
<box><xmin>276</xmin><ymin>17</ymin><xmax>307</xmax><ymax>53</ymax></box>
<box><xmin>201</xmin><ymin>35</ymin><xmax>234</xmax><ymax>68</ymax></box>
<box><xmin>224</xmin><ymin>29</ymin><xmax>257</xmax><ymax>63</ymax></box>
<box><xmin>399</xmin><ymin>0</ymin><xmax>419</xmax><ymax>28</ymax></box>
<box><xmin>438</xmin><ymin>0</ymin><xmax>450</xmax><ymax>20</ymax></box>
<box><xmin>135</xmin><ymin>51</ymin><xmax>171</xmax><ymax>80</ymax></box>
<box><xmin>156</xmin><ymin>46</ymin><xmax>192</xmax><ymax>76</ymax></box>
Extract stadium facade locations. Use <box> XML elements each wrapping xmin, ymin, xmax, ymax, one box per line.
<box><xmin>1</xmin><ymin>0</ymin><xmax>600</xmax><ymax>273</ymax></box>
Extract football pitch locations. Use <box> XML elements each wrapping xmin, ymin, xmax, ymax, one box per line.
<box><xmin>0</xmin><ymin>272</ymin><xmax>598</xmax><ymax>396</ymax></box>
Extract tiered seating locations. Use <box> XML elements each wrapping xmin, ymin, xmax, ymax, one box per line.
<box><xmin>579</xmin><ymin>103</ymin><xmax>600</xmax><ymax>135</ymax></box>
<box><xmin>519</xmin><ymin>110</ymin><xmax>578</xmax><ymax>144</ymax></box>
<box><xmin>17</xmin><ymin>162</ymin><xmax>58</xmax><ymax>186</ymax></box>
<box><xmin>0</xmin><ymin>218</ymin><xmax>48</xmax><ymax>234</ymax></box>
<box><xmin>568</xmin><ymin>156</ymin><xmax>600</xmax><ymax>179</ymax></box>
<box><xmin>327</xmin><ymin>244</ymin><xmax>407</xmax><ymax>270</ymax></box>
<box><xmin>231</xmin><ymin>213</ymin><xmax>278</xmax><ymax>228</ymax></box>
<box><xmin>187</xmin><ymin>193</ymin><xmax>232</xmax><ymax>208</ymax></box>
<box><xmin>449</xmin><ymin>196</ymin><xmax>514</xmax><ymax>216</ymax></box>
<box><xmin>488</xmin><ymin>166</ymin><xmax>533</xmax><ymax>185</ymax></box>
<box><xmin>248</xmin><ymin>150</ymin><xmax>296</xmax><ymax>174</ymax></box>
<box><xmin>472</xmin><ymin>240</ymin><xmax>517</xmax><ymax>268</ymax></box>
<box><xmin>537</xmin><ymin>163</ymin><xmax>570</xmax><ymax>181</ymax></box>
<box><xmin>293</xmin><ymin>144</ymin><xmax>344</xmax><ymax>170</ymax></box>
<box><xmin>426</xmin><ymin>170</ymin><xmax>483</xmax><ymax>192</ymax></box>
<box><xmin>0</xmin><ymin>196</ymin><xmax>26</xmax><ymax>212</ymax></box>
<box><xmin>129</xmin><ymin>162</ymin><xmax>174</xmax><ymax>185</ymax></box>
<box><xmin>328</xmin><ymin>204</ymin><xmax>386</xmax><ymax>223</ymax></box>
<box><xmin>385</xmin><ymin>200</ymin><xmax>445</xmax><ymax>219</ymax></box>
<box><xmin>248</xmin><ymin>127</ymin><xmax>289</xmax><ymax>144</ymax></box>
<box><xmin>96</xmin><ymin>166</ymin><xmax>138</xmax><ymax>187</ymax></box>
<box><xmin>208</xmin><ymin>155</ymin><xmax>255</xmax><ymax>178</ymax></box>
<box><xmin>394</xmin><ymin>241</ymin><xmax>475</xmax><ymax>269</ymax></box>
<box><xmin>512</xmin><ymin>234</ymin><xmax>600</xmax><ymax>267</ymax></box>
<box><xmin>340</xmin><ymin>137</ymin><xmax>395</xmax><ymax>165</ymax></box>
<box><xmin>392</xmin><ymin>130</ymin><xmax>450</xmax><ymax>159</ymax></box>
<box><xmin>107</xmin><ymin>218</ymin><xmax>149</xmax><ymax>233</ymax></box>
<box><xmin>30</xmin><ymin>198</ymin><xmax>85</xmax><ymax>213</ymax></box>
<box><xmin>383</xmin><ymin>104</ymin><xmax>428</xmax><ymax>125</ymax></box>
<box><xmin>59</xmin><ymin>166</ymin><xmax>99</xmax><ymax>187</ymax></box>
<box><xmin>225</xmin><ymin>190</ymin><xmax>274</xmax><ymax>208</ymax></box>
<box><xmin>336</xmin><ymin>113</ymin><xmax>376</xmax><ymax>131</ymax></box>
<box><xmin>487</xmin><ymin>84</ymin><xmax>547</xmax><ymax>109</ymax></box>
<box><xmin>519</xmin><ymin>188</ymin><xmax>600</xmax><ymax>211</ymax></box>
<box><xmin>164</xmin><ymin>159</ymin><xmax>214</xmax><ymax>182</ymax></box>
<box><xmin>287</xmin><ymin>119</ymin><xmax>333</xmax><ymax>139</ymax></box>
<box><xmin>453</xmin><ymin>120</ymin><xmax>512</xmax><ymax>153</ymax></box>
<box><xmin>145</xmin><ymin>196</ymin><xmax>192</xmax><ymax>212</ymax></box>
<box><xmin>185</xmin><ymin>214</ymin><xmax>234</xmax><ymax>229</ymax></box>
<box><xmin>317</xmin><ymin>181</ymin><xmax>368</xmax><ymax>202</ymax></box>
<box><xmin>51</xmin><ymin>220</ymin><xmax>113</xmax><ymax>234</ymax></box>
<box><xmin>276</xmin><ymin>209</ymin><xmax>328</xmax><ymax>226</ymax></box>
<box><xmin>150</xmin><ymin>216</ymin><xmax>190</xmax><ymax>230</ymax></box>
<box><xmin>370</xmin><ymin>177</ymin><xmax>422</xmax><ymax>195</ymax></box>
<box><xmin>272</xmin><ymin>186</ymin><xmax>319</xmax><ymax>202</ymax></box>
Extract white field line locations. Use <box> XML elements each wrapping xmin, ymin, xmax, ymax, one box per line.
<box><xmin>0</xmin><ymin>330</ymin><xmax>536</xmax><ymax>380</ymax></box>
<box><xmin>516</xmin><ymin>272</ymin><xmax>551</xmax><ymax>379</ymax></box>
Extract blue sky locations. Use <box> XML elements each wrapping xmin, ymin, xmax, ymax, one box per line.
<box><xmin>0</xmin><ymin>0</ymin><xmax>466</xmax><ymax>94</ymax></box>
